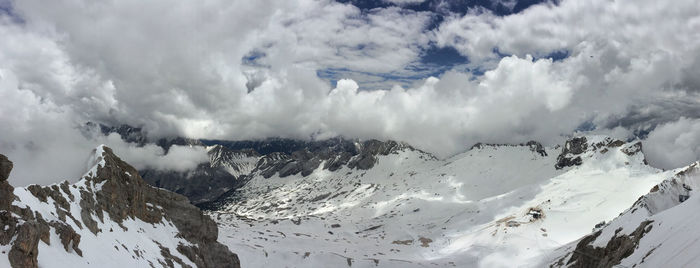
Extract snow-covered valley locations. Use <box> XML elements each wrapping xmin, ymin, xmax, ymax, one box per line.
<box><xmin>206</xmin><ymin>136</ymin><xmax>681</xmax><ymax>267</ymax></box>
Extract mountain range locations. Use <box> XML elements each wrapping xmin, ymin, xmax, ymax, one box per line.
<box><xmin>2</xmin><ymin>126</ymin><xmax>699</xmax><ymax>267</ymax></box>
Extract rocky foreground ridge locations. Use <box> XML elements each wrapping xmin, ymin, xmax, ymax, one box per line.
<box><xmin>0</xmin><ymin>146</ymin><xmax>239</xmax><ymax>268</ymax></box>
<box><xmin>549</xmin><ymin>162</ymin><xmax>700</xmax><ymax>268</ymax></box>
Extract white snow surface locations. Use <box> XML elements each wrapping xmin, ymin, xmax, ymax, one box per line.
<box><xmin>210</xmin><ymin>137</ymin><xmax>674</xmax><ymax>267</ymax></box>
<box><xmin>545</xmin><ymin>162</ymin><xmax>700</xmax><ymax>267</ymax></box>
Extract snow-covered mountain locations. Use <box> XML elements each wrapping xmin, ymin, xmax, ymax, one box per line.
<box><xmin>547</xmin><ymin>161</ymin><xmax>700</xmax><ymax>267</ymax></box>
<box><xmin>0</xmin><ymin>146</ymin><xmax>239</xmax><ymax>268</ymax></box>
<box><xmin>19</xmin><ymin>128</ymin><xmax>698</xmax><ymax>267</ymax></box>
<box><xmin>201</xmin><ymin>136</ymin><xmax>686</xmax><ymax>267</ymax></box>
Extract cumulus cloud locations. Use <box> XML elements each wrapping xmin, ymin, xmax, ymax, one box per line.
<box><xmin>644</xmin><ymin>118</ymin><xmax>700</xmax><ymax>170</ymax></box>
<box><xmin>0</xmin><ymin>0</ymin><xmax>699</xmax><ymax>185</ymax></box>
<box><xmin>103</xmin><ymin>136</ymin><xmax>209</xmax><ymax>173</ymax></box>
<box><xmin>0</xmin><ymin>68</ymin><xmax>208</xmax><ymax>186</ymax></box>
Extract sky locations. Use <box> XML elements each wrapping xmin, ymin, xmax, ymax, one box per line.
<box><xmin>0</xmin><ymin>0</ymin><xmax>699</xmax><ymax>185</ymax></box>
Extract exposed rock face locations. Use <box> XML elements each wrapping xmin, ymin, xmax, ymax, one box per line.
<box><xmin>0</xmin><ymin>148</ymin><xmax>240</xmax><ymax>268</ymax></box>
<box><xmin>555</xmin><ymin>136</ymin><xmax>639</xmax><ymax>169</ymax></box>
<box><xmin>197</xmin><ymin>139</ymin><xmax>425</xmax><ymax>210</ymax></box>
<box><xmin>0</xmin><ymin>154</ymin><xmax>12</xmax><ymax>181</ymax></box>
<box><xmin>254</xmin><ymin>139</ymin><xmax>414</xmax><ymax>179</ymax></box>
<box><xmin>471</xmin><ymin>141</ymin><xmax>548</xmax><ymax>157</ymax></box>
<box><xmin>1</xmin><ymin>154</ymin><xmax>43</xmax><ymax>268</ymax></box>
<box><xmin>144</xmin><ymin>138</ymin><xmax>420</xmax><ymax>208</ymax></box>
<box><xmin>141</xmin><ymin>164</ymin><xmax>242</xmax><ymax>205</ymax></box>
<box><xmin>555</xmin><ymin>137</ymin><xmax>588</xmax><ymax>169</ymax></box>
<box><xmin>97</xmin><ymin>124</ymin><xmax>424</xmax><ymax>206</ymax></box>
<box><xmin>141</xmin><ymin>145</ymin><xmax>259</xmax><ymax>205</ymax></box>
<box><xmin>550</xmin><ymin>163</ymin><xmax>700</xmax><ymax>268</ymax></box>
<box><xmin>558</xmin><ymin>220</ymin><xmax>654</xmax><ymax>268</ymax></box>
<box><xmin>97</xmin><ymin>123</ymin><xmax>148</xmax><ymax>146</ymax></box>
<box><xmin>0</xmin><ymin>154</ymin><xmax>14</xmax><ymax>211</ymax></box>
<box><xmin>526</xmin><ymin>141</ymin><xmax>548</xmax><ymax>157</ymax></box>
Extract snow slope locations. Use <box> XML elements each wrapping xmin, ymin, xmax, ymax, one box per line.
<box><xmin>547</xmin><ymin>162</ymin><xmax>700</xmax><ymax>268</ymax></box>
<box><xmin>0</xmin><ymin>145</ymin><xmax>239</xmax><ymax>268</ymax></box>
<box><xmin>210</xmin><ymin>136</ymin><xmax>673</xmax><ymax>267</ymax></box>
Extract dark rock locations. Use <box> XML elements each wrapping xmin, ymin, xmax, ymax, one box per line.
<box><xmin>555</xmin><ymin>137</ymin><xmax>588</xmax><ymax>169</ymax></box>
<box><xmin>140</xmin><ymin>164</ymin><xmax>242</xmax><ymax>206</ymax></box>
<box><xmin>555</xmin><ymin>156</ymin><xmax>583</xmax><ymax>170</ymax></box>
<box><xmin>526</xmin><ymin>141</ymin><xmax>548</xmax><ymax>157</ymax></box>
<box><xmin>8</xmin><ymin>221</ymin><xmax>41</xmax><ymax>268</ymax></box>
<box><xmin>96</xmin><ymin>123</ymin><xmax>148</xmax><ymax>146</ymax></box>
<box><xmin>256</xmin><ymin>139</ymin><xmax>413</xmax><ymax>179</ymax></box>
<box><xmin>0</xmin><ymin>154</ymin><xmax>15</xmax><ymax>212</ymax></box>
<box><xmin>141</xmin><ymin>145</ymin><xmax>259</xmax><ymax>206</ymax></box>
<box><xmin>470</xmin><ymin>141</ymin><xmax>548</xmax><ymax>157</ymax></box>
<box><xmin>88</xmin><ymin>147</ymin><xmax>240</xmax><ymax>267</ymax></box>
<box><xmin>561</xmin><ymin>220</ymin><xmax>654</xmax><ymax>268</ymax></box>
<box><xmin>50</xmin><ymin>221</ymin><xmax>82</xmax><ymax>256</ymax></box>
<box><xmin>564</xmin><ymin>137</ymin><xmax>589</xmax><ymax>155</ymax></box>
<box><xmin>0</xmin><ymin>154</ymin><xmax>12</xmax><ymax>181</ymax></box>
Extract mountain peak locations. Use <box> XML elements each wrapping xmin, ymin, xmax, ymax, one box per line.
<box><xmin>0</xmin><ymin>148</ymin><xmax>240</xmax><ymax>268</ymax></box>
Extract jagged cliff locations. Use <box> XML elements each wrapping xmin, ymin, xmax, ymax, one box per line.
<box><xmin>0</xmin><ymin>146</ymin><xmax>240</xmax><ymax>268</ymax></box>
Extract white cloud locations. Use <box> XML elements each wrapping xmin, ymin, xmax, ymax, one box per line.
<box><xmin>0</xmin><ymin>68</ymin><xmax>208</xmax><ymax>186</ymax></box>
<box><xmin>644</xmin><ymin>118</ymin><xmax>700</xmax><ymax>170</ymax></box>
<box><xmin>0</xmin><ymin>0</ymin><xmax>699</xmax><ymax>185</ymax></box>
<box><xmin>383</xmin><ymin>0</ymin><xmax>427</xmax><ymax>6</ymax></box>
<box><xmin>103</xmin><ymin>134</ymin><xmax>209</xmax><ymax>173</ymax></box>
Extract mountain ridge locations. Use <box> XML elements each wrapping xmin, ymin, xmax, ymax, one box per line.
<box><xmin>0</xmin><ymin>146</ymin><xmax>240</xmax><ymax>268</ymax></box>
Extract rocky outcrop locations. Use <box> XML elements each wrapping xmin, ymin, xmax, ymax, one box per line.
<box><xmin>255</xmin><ymin>139</ymin><xmax>416</xmax><ymax>179</ymax></box>
<box><xmin>555</xmin><ymin>136</ymin><xmax>640</xmax><ymax>169</ymax></box>
<box><xmin>1</xmin><ymin>154</ymin><xmax>44</xmax><ymax>268</ymax></box>
<box><xmin>97</xmin><ymin>124</ymin><xmax>426</xmax><ymax>205</ymax></box>
<box><xmin>555</xmin><ymin>220</ymin><xmax>654</xmax><ymax>268</ymax></box>
<box><xmin>141</xmin><ymin>145</ymin><xmax>259</xmax><ymax>205</ymax></box>
<box><xmin>141</xmin><ymin>165</ymin><xmax>242</xmax><ymax>205</ymax></box>
<box><xmin>554</xmin><ymin>137</ymin><xmax>588</xmax><ymax>169</ymax></box>
<box><xmin>550</xmin><ymin>162</ymin><xmax>700</xmax><ymax>268</ymax></box>
<box><xmin>0</xmin><ymin>148</ymin><xmax>240</xmax><ymax>268</ymax></box>
<box><xmin>0</xmin><ymin>154</ymin><xmax>11</xmax><ymax>181</ymax></box>
<box><xmin>471</xmin><ymin>141</ymin><xmax>548</xmax><ymax>157</ymax></box>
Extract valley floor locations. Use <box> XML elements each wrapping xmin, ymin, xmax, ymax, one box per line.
<box><xmin>209</xmin><ymin>138</ymin><xmax>673</xmax><ymax>267</ymax></box>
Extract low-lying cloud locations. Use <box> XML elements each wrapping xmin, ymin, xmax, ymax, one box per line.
<box><xmin>644</xmin><ymin>118</ymin><xmax>700</xmax><ymax>170</ymax></box>
<box><xmin>0</xmin><ymin>0</ymin><xmax>699</xmax><ymax>185</ymax></box>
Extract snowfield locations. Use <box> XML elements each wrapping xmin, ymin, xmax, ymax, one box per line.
<box><xmin>210</xmin><ymin>136</ymin><xmax>677</xmax><ymax>267</ymax></box>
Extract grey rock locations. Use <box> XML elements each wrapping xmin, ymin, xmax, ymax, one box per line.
<box><xmin>0</xmin><ymin>154</ymin><xmax>12</xmax><ymax>181</ymax></box>
<box><xmin>554</xmin><ymin>220</ymin><xmax>654</xmax><ymax>268</ymax></box>
<box><xmin>8</xmin><ymin>221</ymin><xmax>41</xmax><ymax>268</ymax></box>
<box><xmin>555</xmin><ymin>137</ymin><xmax>589</xmax><ymax>169</ymax></box>
<box><xmin>141</xmin><ymin>145</ymin><xmax>258</xmax><ymax>205</ymax></box>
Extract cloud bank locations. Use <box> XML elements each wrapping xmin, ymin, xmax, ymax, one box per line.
<box><xmin>0</xmin><ymin>71</ymin><xmax>208</xmax><ymax>186</ymax></box>
<box><xmin>645</xmin><ymin>118</ymin><xmax>700</xmax><ymax>170</ymax></box>
<box><xmin>0</xmin><ymin>0</ymin><xmax>699</xmax><ymax>185</ymax></box>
